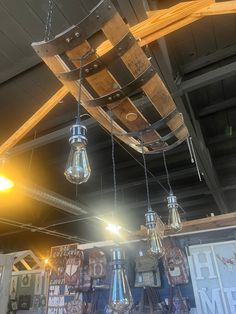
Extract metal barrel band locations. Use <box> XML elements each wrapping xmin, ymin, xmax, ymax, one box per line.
<box><xmin>57</xmin><ymin>32</ymin><xmax>136</xmax><ymax>81</ymax></box>
<box><xmin>84</xmin><ymin>65</ymin><xmax>155</xmax><ymax>107</ymax></box>
<box><xmin>135</xmin><ymin>123</ymin><xmax>186</xmax><ymax>147</ymax></box>
<box><xmin>113</xmin><ymin>108</ymin><xmax>178</xmax><ymax>137</ymax></box>
<box><xmin>143</xmin><ymin>137</ymin><xmax>188</xmax><ymax>154</ymax></box>
<box><xmin>31</xmin><ymin>0</ymin><xmax>116</xmax><ymax>58</ymax></box>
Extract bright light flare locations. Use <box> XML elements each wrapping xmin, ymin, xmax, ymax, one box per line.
<box><xmin>44</xmin><ymin>258</ymin><xmax>49</xmax><ymax>265</ymax></box>
<box><xmin>105</xmin><ymin>223</ymin><xmax>122</xmax><ymax>234</ymax></box>
<box><xmin>0</xmin><ymin>175</ymin><xmax>14</xmax><ymax>191</ymax></box>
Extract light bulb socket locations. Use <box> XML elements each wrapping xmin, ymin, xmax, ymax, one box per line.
<box><xmin>111</xmin><ymin>246</ymin><xmax>125</xmax><ymax>268</ymax></box>
<box><xmin>167</xmin><ymin>193</ymin><xmax>178</xmax><ymax>209</ymax></box>
<box><xmin>145</xmin><ymin>208</ymin><xmax>157</xmax><ymax>229</ymax></box>
<box><xmin>69</xmin><ymin>124</ymin><xmax>88</xmax><ymax>147</ymax></box>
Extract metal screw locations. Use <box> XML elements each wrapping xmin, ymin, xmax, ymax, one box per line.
<box><xmin>66</xmin><ymin>37</ymin><xmax>71</xmax><ymax>43</ymax></box>
<box><xmin>75</xmin><ymin>32</ymin><xmax>80</xmax><ymax>38</ymax></box>
<box><xmin>116</xmin><ymin>93</ymin><xmax>120</xmax><ymax>98</ymax></box>
<box><xmin>108</xmin><ymin>97</ymin><xmax>112</xmax><ymax>101</ymax></box>
<box><xmin>118</xmin><ymin>47</ymin><xmax>122</xmax><ymax>51</ymax></box>
<box><xmin>93</xmin><ymin>64</ymin><xmax>99</xmax><ymax>69</ymax></box>
<box><xmin>96</xmin><ymin>15</ymin><xmax>100</xmax><ymax>19</ymax></box>
<box><xmin>108</xmin><ymin>5</ymin><xmax>111</xmax><ymax>9</ymax></box>
<box><xmin>85</xmin><ymin>68</ymin><xmax>90</xmax><ymax>73</ymax></box>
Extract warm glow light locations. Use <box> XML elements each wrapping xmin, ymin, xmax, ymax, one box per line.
<box><xmin>0</xmin><ymin>175</ymin><xmax>14</xmax><ymax>191</ymax></box>
<box><xmin>44</xmin><ymin>258</ymin><xmax>49</xmax><ymax>265</ymax></box>
<box><xmin>105</xmin><ymin>224</ymin><xmax>122</xmax><ymax>234</ymax></box>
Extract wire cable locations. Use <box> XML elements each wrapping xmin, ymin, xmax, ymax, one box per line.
<box><xmin>109</xmin><ymin>110</ymin><xmax>117</xmax><ymax>216</ymax></box>
<box><xmin>44</xmin><ymin>0</ymin><xmax>55</xmax><ymax>41</ymax></box>
<box><xmin>141</xmin><ymin>139</ymin><xmax>151</xmax><ymax>210</ymax></box>
<box><xmin>163</xmin><ymin>151</ymin><xmax>172</xmax><ymax>194</ymax></box>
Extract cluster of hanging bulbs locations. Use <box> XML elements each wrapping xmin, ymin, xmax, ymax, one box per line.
<box><xmin>63</xmin><ymin>51</ymin><xmax>182</xmax><ymax>313</ymax></box>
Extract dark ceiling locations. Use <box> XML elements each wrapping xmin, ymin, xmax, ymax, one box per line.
<box><xmin>1</xmin><ymin>0</ymin><xmax>236</xmax><ymax>255</ymax></box>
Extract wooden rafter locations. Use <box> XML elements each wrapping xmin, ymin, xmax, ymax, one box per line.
<box><xmin>0</xmin><ymin>86</ymin><xmax>68</xmax><ymax>156</ymax></box>
<box><xmin>97</xmin><ymin>0</ymin><xmax>236</xmax><ymax>54</ymax></box>
<box><xmin>195</xmin><ymin>1</ymin><xmax>236</xmax><ymax>17</ymax></box>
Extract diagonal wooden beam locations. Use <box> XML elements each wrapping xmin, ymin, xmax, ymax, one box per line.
<box><xmin>97</xmin><ymin>0</ymin><xmax>214</xmax><ymax>54</ymax></box>
<box><xmin>98</xmin><ymin>0</ymin><xmax>236</xmax><ymax>53</ymax></box>
<box><xmin>0</xmin><ymin>86</ymin><xmax>68</xmax><ymax>156</ymax></box>
<box><xmin>195</xmin><ymin>1</ymin><xmax>236</xmax><ymax>17</ymax></box>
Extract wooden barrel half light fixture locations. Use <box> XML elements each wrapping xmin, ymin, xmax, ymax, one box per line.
<box><xmin>32</xmin><ymin>0</ymin><xmax>189</xmax><ymax>154</ymax></box>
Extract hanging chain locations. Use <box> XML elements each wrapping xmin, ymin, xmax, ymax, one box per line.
<box><xmin>141</xmin><ymin>138</ymin><xmax>151</xmax><ymax>210</ymax></box>
<box><xmin>44</xmin><ymin>0</ymin><xmax>55</xmax><ymax>42</ymax></box>
<box><xmin>109</xmin><ymin>110</ymin><xmax>117</xmax><ymax>214</ymax></box>
<box><xmin>163</xmin><ymin>151</ymin><xmax>173</xmax><ymax>194</ymax></box>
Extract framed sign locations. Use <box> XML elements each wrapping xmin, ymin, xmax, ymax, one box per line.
<box><xmin>188</xmin><ymin>240</ymin><xmax>236</xmax><ymax>314</ymax></box>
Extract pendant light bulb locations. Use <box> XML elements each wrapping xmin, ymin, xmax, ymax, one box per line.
<box><xmin>145</xmin><ymin>208</ymin><xmax>165</xmax><ymax>258</ymax></box>
<box><xmin>109</xmin><ymin>245</ymin><xmax>133</xmax><ymax>313</ymax></box>
<box><xmin>64</xmin><ymin>124</ymin><xmax>91</xmax><ymax>184</ymax></box>
<box><xmin>167</xmin><ymin>193</ymin><xmax>182</xmax><ymax>232</ymax></box>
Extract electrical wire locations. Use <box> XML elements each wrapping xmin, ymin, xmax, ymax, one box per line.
<box><xmin>77</xmin><ymin>57</ymin><xmax>83</xmax><ymax>123</ymax></box>
<box><xmin>163</xmin><ymin>151</ymin><xmax>172</xmax><ymax>194</ymax></box>
<box><xmin>112</xmin><ymin>137</ymin><xmax>169</xmax><ymax>195</ymax></box>
<box><xmin>141</xmin><ymin>138</ymin><xmax>151</xmax><ymax>210</ymax></box>
<box><xmin>109</xmin><ymin>110</ymin><xmax>117</xmax><ymax>216</ymax></box>
<box><xmin>0</xmin><ymin>217</ymin><xmax>89</xmax><ymax>243</ymax></box>
<box><xmin>75</xmin><ymin>50</ymin><xmax>94</xmax><ymax>123</ymax></box>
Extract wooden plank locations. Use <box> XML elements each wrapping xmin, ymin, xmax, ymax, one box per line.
<box><xmin>183</xmin><ymin>44</ymin><xmax>236</xmax><ymax>74</ymax></box>
<box><xmin>194</xmin><ymin>1</ymin><xmax>236</xmax><ymax>17</ymax></box>
<box><xmin>117</xmin><ymin>0</ymin><xmax>138</xmax><ymax>26</ymax></box>
<box><xmin>0</xmin><ymin>86</ymin><xmax>68</xmax><ymax>156</ymax></box>
<box><xmin>102</xmin><ymin>13</ymin><xmax>188</xmax><ymax>141</ymax></box>
<box><xmin>40</xmin><ymin>55</ymin><xmax>142</xmax><ymax>152</ymax></box>
<box><xmin>66</xmin><ymin>41</ymin><xmax>161</xmax><ymax>144</ymax></box>
<box><xmin>135</xmin><ymin>212</ymin><xmax>236</xmax><ymax>237</ymax></box>
<box><xmin>179</xmin><ymin>61</ymin><xmax>236</xmax><ymax>93</ymax></box>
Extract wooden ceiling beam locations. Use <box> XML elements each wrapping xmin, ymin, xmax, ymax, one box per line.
<box><xmin>195</xmin><ymin>1</ymin><xmax>236</xmax><ymax>17</ymax></box>
<box><xmin>179</xmin><ymin>61</ymin><xmax>236</xmax><ymax>93</ymax></box>
<box><xmin>97</xmin><ymin>0</ymin><xmax>236</xmax><ymax>55</ymax></box>
<box><xmin>97</xmin><ymin>0</ymin><xmax>214</xmax><ymax>55</ymax></box>
<box><xmin>0</xmin><ymin>86</ymin><xmax>68</xmax><ymax>156</ymax></box>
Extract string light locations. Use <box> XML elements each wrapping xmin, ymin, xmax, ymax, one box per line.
<box><xmin>0</xmin><ymin>175</ymin><xmax>14</xmax><ymax>191</ymax></box>
<box><xmin>163</xmin><ymin>151</ymin><xmax>182</xmax><ymax>232</ymax></box>
<box><xmin>64</xmin><ymin>52</ymin><xmax>92</xmax><ymax>184</ymax></box>
<box><xmin>141</xmin><ymin>139</ymin><xmax>164</xmax><ymax>258</ymax></box>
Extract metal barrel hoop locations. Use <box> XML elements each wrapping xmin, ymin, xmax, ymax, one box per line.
<box><xmin>56</xmin><ymin>32</ymin><xmax>137</xmax><ymax>81</ymax></box>
<box><xmin>31</xmin><ymin>0</ymin><xmax>116</xmax><ymax>58</ymax></box>
<box><xmin>143</xmin><ymin>137</ymin><xmax>188</xmax><ymax>154</ymax></box>
<box><xmin>83</xmin><ymin>65</ymin><xmax>155</xmax><ymax>107</ymax></box>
